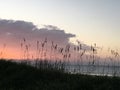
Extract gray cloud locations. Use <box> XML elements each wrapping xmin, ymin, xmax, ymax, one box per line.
<box><xmin>0</xmin><ymin>19</ymin><xmax>75</xmax><ymax>45</ymax></box>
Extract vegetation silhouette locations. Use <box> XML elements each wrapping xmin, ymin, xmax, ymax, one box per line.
<box><xmin>0</xmin><ymin>59</ymin><xmax>120</xmax><ymax>90</ymax></box>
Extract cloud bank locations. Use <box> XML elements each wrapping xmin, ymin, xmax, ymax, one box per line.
<box><xmin>0</xmin><ymin>19</ymin><xmax>75</xmax><ymax>44</ymax></box>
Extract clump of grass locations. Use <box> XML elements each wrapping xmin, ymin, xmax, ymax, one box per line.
<box><xmin>0</xmin><ymin>37</ymin><xmax>120</xmax><ymax>76</ymax></box>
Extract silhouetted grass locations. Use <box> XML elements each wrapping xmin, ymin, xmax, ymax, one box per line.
<box><xmin>0</xmin><ymin>59</ymin><xmax>120</xmax><ymax>90</ymax></box>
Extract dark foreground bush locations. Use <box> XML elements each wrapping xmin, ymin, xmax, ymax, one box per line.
<box><xmin>0</xmin><ymin>59</ymin><xmax>120</xmax><ymax>90</ymax></box>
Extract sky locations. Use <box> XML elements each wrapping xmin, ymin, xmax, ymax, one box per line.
<box><xmin>0</xmin><ymin>0</ymin><xmax>120</xmax><ymax>59</ymax></box>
